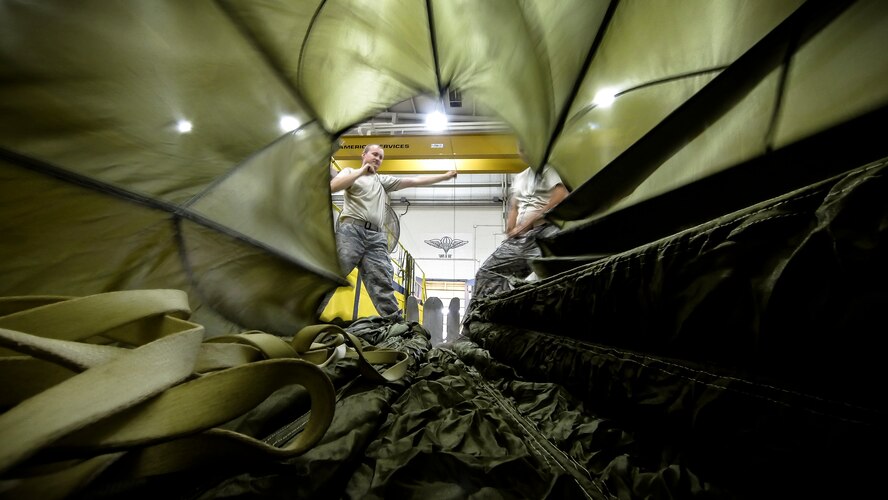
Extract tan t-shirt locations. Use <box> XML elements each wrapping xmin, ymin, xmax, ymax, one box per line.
<box><xmin>510</xmin><ymin>166</ymin><xmax>564</xmax><ymax>227</ymax></box>
<box><xmin>339</xmin><ymin>169</ymin><xmax>403</xmax><ymax>227</ymax></box>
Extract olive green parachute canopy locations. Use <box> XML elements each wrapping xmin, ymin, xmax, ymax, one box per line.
<box><xmin>1</xmin><ymin>0</ymin><xmax>886</xmax><ymax>334</ymax></box>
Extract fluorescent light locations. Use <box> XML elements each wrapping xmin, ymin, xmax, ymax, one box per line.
<box><xmin>425</xmin><ymin>111</ymin><xmax>448</xmax><ymax>131</ymax></box>
<box><xmin>279</xmin><ymin>115</ymin><xmax>300</xmax><ymax>132</ymax></box>
<box><xmin>176</xmin><ymin>120</ymin><xmax>192</xmax><ymax>133</ymax></box>
<box><xmin>592</xmin><ymin>88</ymin><xmax>617</xmax><ymax>108</ymax></box>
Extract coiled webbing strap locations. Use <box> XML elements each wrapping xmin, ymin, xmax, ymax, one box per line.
<box><xmin>0</xmin><ymin>289</ymin><xmax>407</xmax><ymax>499</ymax></box>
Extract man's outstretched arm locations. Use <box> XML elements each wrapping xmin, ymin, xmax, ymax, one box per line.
<box><xmin>396</xmin><ymin>169</ymin><xmax>457</xmax><ymax>189</ymax></box>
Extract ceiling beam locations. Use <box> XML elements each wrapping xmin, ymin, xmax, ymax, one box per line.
<box><xmin>334</xmin><ymin>158</ymin><xmax>525</xmax><ymax>174</ymax></box>
<box><xmin>333</xmin><ymin>133</ymin><xmax>526</xmax><ymax>173</ymax></box>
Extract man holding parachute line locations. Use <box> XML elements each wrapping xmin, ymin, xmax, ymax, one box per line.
<box><xmin>324</xmin><ymin>144</ymin><xmax>457</xmax><ymax>317</ymax></box>
<box><xmin>463</xmin><ymin>142</ymin><xmax>569</xmax><ymax>324</ymax></box>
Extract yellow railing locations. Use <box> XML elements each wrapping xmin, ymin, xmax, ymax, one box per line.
<box><xmin>319</xmin><ymin>235</ymin><xmax>426</xmax><ymax>323</ymax></box>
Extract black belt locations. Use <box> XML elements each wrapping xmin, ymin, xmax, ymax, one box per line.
<box><xmin>340</xmin><ymin>217</ymin><xmax>380</xmax><ymax>232</ymax></box>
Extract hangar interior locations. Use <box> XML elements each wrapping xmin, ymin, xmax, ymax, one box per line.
<box><xmin>1</xmin><ymin>1</ymin><xmax>887</xmax><ymax>498</ymax></box>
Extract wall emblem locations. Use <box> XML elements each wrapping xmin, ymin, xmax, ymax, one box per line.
<box><xmin>424</xmin><ymin>235</ymin><xmax>468</xmax><ymax>258</ymax></box>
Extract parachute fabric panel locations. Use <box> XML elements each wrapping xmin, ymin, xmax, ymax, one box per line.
<box><xmin>186</xmin><ymin>123</ymin><xmax>342</xmax><ymax>283</ymax></box>
<box><xmin>0</xmin><ymin>0</ymin><xmax>345</xmax><ymax>334</ymax></box>
<box><xmin>773</xmin><ymin>0</ymin><xmax>888</xmax><ymax>146</ymax></box>
<box><xmin>550</xmin><ymin>0</ymin><xmax>805</xmax><ymax>207</ymax></box>
<box><xmin>551</xmin><ymin>0</ymin><xmax>888</xmax><ymax>225</ymax></box>
<box><xmin>0</xmin><ymin>1</ymin><xmax>315</xmax><ymax>204</ymax></box>
<box><xmin>295</xmin><ymin>0</ymin><xmax>439</xmax><ymax>133</ymax></box>
<box><xmin>432</xmin><ymin>0</ymin><xmax>606</xmax><ymax>167</ymax></box>
<box><xmin>183</xmin><ymin>124</ymin><xmax>346</xmax><ymax>333</ymax></box>
<box><xmin>0</xmin><ymin>158</ymin><xmax>187</xmax><ymax>297</ymax></box>
<box><xmin>177</xmin><ymin>220</ymin><xmax>340</xmax><ymax>335</ymax></box>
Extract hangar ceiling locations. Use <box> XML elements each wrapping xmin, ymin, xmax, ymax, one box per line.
<box><xmin>343</xmin><ymin>93</ymin><xmax>510</xmax><ymax>136</ymax></box>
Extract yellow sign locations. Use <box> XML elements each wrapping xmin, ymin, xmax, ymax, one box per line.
<box><xmin>334</xmin><ymin>134</ymin><xmax>525</xmax><ymax>173</ymax></box>
<box><xmin>336</xmin><ymin>134</ymin><xmax>520</xmax><ymax>159</ymax></box>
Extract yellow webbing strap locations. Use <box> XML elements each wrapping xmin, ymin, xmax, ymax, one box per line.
<box><xmin>0</xmin><ymin>290</ymin><xmax>408</xmax><ymax>499</ymax></box>
<box><xmin>0</xmin><ymin>326</ymin><xmax>203</xmax><ymax>472</ymax></box>
<box><xmin>294</xmin><ymin>324</ymin><xmax>410</xmax><ymax>382</ymax></box>
<box><xmin>209</xmin><ymin>324</ymin><xmax>409</xmax><ymax>380</ymax></box>
<box><xmin>0</xmin><ymin>290</ymin><xmax>191</xmax><ymax>346</ymax></box>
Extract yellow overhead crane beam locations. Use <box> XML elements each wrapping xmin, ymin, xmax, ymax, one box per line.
<box><xmin>334</xmin><ymin>133</ymin><xmax>526</xmax><ymax>174</ymax></box>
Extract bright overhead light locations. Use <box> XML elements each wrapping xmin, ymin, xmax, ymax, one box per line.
<box><xmin>279</xmin><ymin>115</ymin><xmax>300</xmax><ymax>132</ymax></box>
<box><xmin>176</xmin><ymin>120</ymin><xmax>192</xmax><ymax>133</ymax></box>
<box><xmin>592</xmin><ymin>88</ymin><xmax>617</xmax><ymax>108</ymax></box>
<box><xmin>425</xmin><ymin>111</ymin><xmax>448</xmax><ymax>131</ymax></box>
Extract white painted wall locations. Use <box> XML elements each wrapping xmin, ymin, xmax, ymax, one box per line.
<box><xmin>397</xmin><ymin>204</ymin><xmax>506</xmax><ymax>337</ymax></box>
<box><xmin>397</xmin><ymin>205</ymin><xmax>506</xmax><ymax>281</ymax></box>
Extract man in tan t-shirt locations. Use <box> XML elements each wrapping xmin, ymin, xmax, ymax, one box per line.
<box><xmin>464</xmin><ymin>144</ymin><xmax>568</xmax><ymax>322</ymax></box>
<box><xmin>326</xmin><ymin>144</ymin><xmax>456</xmax><ymax>317</ymax></box>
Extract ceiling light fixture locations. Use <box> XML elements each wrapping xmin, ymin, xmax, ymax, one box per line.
<box><xmin>279</xmin><ymin>115</ymin><xmax>300</xmax><ymax>132</ymax></box>
<box><xmin>425</xmin><ymin>111</ymin><xmax>448</xmax><ymax>131</ymax></box>
<box><xmin>592</xmin><ymin>88</ymin><xmax>617</xmax><ymax>108</ymax></box>
<box><xmin>176</xmin><ymin>120</ymin><xmax>192</xmax><ymax>133</ymax></box>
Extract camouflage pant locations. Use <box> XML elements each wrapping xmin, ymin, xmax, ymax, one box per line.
<box><xmin>333</xmin><ymin>223</ymin><xmax>400</xmax><ymax>316</ymax></box>
<box><xmin>465</xmin><ymin>224</ymin><xmax>558</xmax><ymax>319</ymax></box>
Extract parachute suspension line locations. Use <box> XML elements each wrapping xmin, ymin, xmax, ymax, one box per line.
<box><xmin>452</xmin><ymin>166</ymin><xmax>457</xmax><ymax>279</ymax></box>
